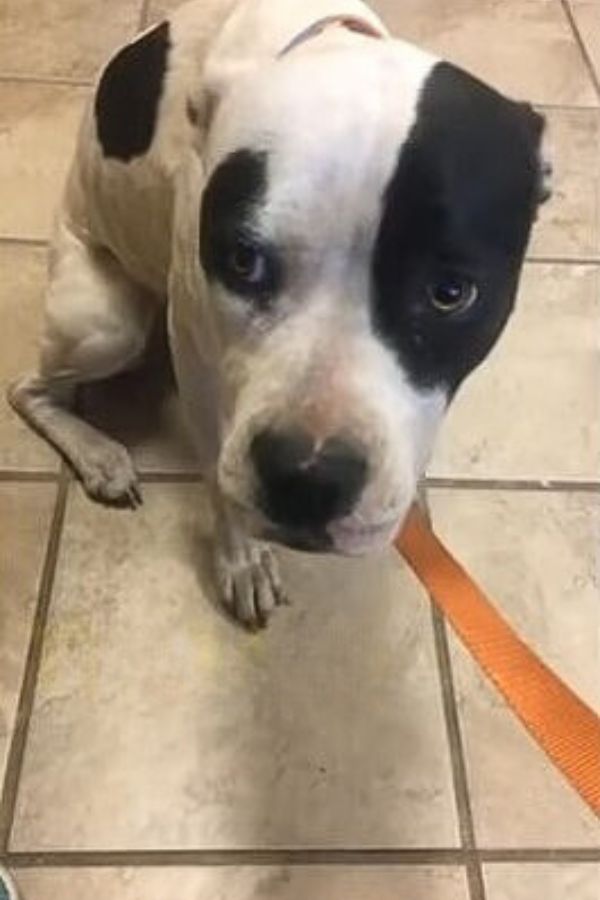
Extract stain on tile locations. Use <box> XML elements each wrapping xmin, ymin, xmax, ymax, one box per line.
<box><xmin>11</xmin><ymin>484</ymin><xmax>457</xmax><ymax>851</ymax></box>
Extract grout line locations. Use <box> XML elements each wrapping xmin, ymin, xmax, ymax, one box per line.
<box><xmin>420</xmin><ymin>483</ymin><xmax>486</xmax><ymax>900</ymax></box>
<box><xmin>561</xmin><ymin>0</ymin><xmax>600</xmax><ymax>102</ymax></box>
<box><xmin>0</xmin><ymin>237</ymin><xmax>48</xmax><ymax>249</ymax></box>
<box><xmin>0</xmin><ymin>471</ymin><xmax>58</xmax><ymax>483</ymax></box>
<box><xmin>137</xmin><ymin>0</ymin><xmax>152</xmax><ymax>31</ymax></box>
<box><xmin>430</xmin><ymin>603</ymin><xmax>487</xmax><ymax>900</ymax></box>
<box><xmin>1</xmin><ymin>472</ymin><xmax>595</xmax><ymax>491</ymax></box>
<box><xmin>425</xmin><ymin>476</ymin><xmax>600</xmax><ymax>494</ymax></box>
<box><xmin>465</xmin><ymin>858</ymin><xmax>491</xmax><ymax>900</ymax></box>
<box><xmin>534</xmin><ymin>101</ymin><xmax>599</xmax><ymax>112</ymax></box>
<box><xmin>5</xmin><ymin>849</ymin><xmax>467</xmax><ymax>868</ymax></box>
<box><xmin>525</xmin><ymin>255</ymin><xmax>600</xmax><ymax>266</ymax></box>
<box><xmin>479</xmin><ymin>848</ymin><xmax>600</xmax><ymax>864</ymax></box>
<box><xmin>0</xmin><ymin>73</ymin><xmax>92</xmax><ymax>87</ymax></box>
<box><xmin>0</xmin><ymin>472</ymin><xmax>596</xmax><ymax>492</ymax></box>
<box><xmin>0</xmin><ymin>469</ymin><xmax>69</xmax><ymax>851</ymax></box>
<box><xmin>531</xmin><ymin>100</ymin><xmax>598</xmax><ymax>112</ymax></box>
<box><xmin>138</xmin><ymin>470</ymin><xmax>202</xmax><ymax>482</ymax></box>
<box><xmin>0</xmin><ymin>469</ymin><xmax>201</xmax><ymax>484</ymax></box>
<box><xmin>4</xmin><ymin>847</ymin><xmax>599</xmax><ymax>869</ymax></box>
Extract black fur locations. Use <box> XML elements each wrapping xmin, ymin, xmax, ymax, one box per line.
<box><xmin>200</xmin><ymin>149</ymin><xmax>282</xmax><ymax>304</ymax></box>
<box><xmin>95</xmin><ymin>21</ymin><xmax>170</xmax><ymax>162</ymax></box>
<box><xmin>372</xmin><ymin>62</ymin><xmax>544</xmax><ymax>392</ymax></box>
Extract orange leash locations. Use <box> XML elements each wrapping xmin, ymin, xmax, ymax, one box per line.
<box><xmin>396</xmin><ymin>504</ymin><xmax>600</xmax><ymax>817</ymax></box>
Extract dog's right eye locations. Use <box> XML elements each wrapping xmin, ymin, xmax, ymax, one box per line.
<box><xmin>221</xmin><ymin>236</ymin><xmax>280</xmax><ymax>303</ymax></box>
<box><xmin>427</xmin><ymin>276</ymin><xmax>478</xmax><ymax>314</ymax></box>
<box><xmin>227</xmin><ymin>238</ymin><xmax>267</xmax><ymax>285</ymax></box>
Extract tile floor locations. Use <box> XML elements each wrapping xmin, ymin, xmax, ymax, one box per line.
<box><xmin>0</xmin><ymin>0</ymin><xmax>599</xmax><ymax>898</ymax></box>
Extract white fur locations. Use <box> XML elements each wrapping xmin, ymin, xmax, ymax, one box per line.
<box><xmin>9</xmin><ymin>0</ymin><xmax>446</xmax><ymax>625</ymax></box>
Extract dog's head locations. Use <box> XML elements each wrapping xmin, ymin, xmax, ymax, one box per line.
<box><xmin>196</xmin><ymin>37</ymin><xmax>549</xmax><ymax>553</ymax></box>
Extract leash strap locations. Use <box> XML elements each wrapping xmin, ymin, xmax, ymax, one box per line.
<box><xmin>396</xmin><ymin>504</ymin><xmax>600</xmax><ymax>816</ymax></box>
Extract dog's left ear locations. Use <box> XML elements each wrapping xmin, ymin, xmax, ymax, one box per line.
<box><xmin>519</xmin><ymin>102</ymin><xmax>553</xmax><ymax>206</ymax></box>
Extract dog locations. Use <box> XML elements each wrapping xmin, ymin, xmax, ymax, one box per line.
<box><xmin>9</xmin><ymin>0</ymin><xmax>550</xmax><ymax>628</ymax></box>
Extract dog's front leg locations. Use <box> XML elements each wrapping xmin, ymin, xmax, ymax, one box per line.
<box><xmin>168</xmin><ymin>281</ymin><xmax>286</xmax><ymax>629</ymax></box>
<box><xmin>209</xmin><ymin>479</ymin><xmax>287</xmax><ymax>629</ymax></box>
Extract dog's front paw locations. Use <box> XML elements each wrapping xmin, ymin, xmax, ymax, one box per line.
<box><xmin>76</xmin><ymin>439</ymin><xmax>142</xmax><ymax>508</ymax></box>
<box><xmin>215</xmin><ymin>539</ymin><xmax>288</xmax><ymax>629</ymax></box>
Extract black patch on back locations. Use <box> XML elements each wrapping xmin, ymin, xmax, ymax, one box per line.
<box><xmin>95</xmin><ymin>21</ymin><xmax>170</xmax><ymax>162</ymax></box>
<box><xmin>200</xmin><ymin>149</ymin><xmax>282</xmax><ymax>302</ymax></box>
<box><xmin>372</xmin><ymin>62</ymin><xmax>544</xmax><ymax>393</ymax></box>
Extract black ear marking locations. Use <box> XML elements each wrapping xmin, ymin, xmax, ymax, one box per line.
<box><xmin>95</xmin><ymin>21</ymin><xmax>170</xmax><ymax>162</ymax></box>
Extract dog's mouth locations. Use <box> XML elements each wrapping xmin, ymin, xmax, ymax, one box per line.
<box><xmin>262</xmin><ymin>517</ymin><xmax>400</xmax><ymax>556</ymax></box>
<box><xmin>263</xmin><ymin>525</ymin><xmax>335</xmax><ymax>554</ymax></box>
<box><xmin>224</xmin><ymin>496</ymin><xmax>401</xmax><ymax>555</ymax></box>
<box><xmin>328</xmin><ymin>517</ymin><xmax>401</xmax><ymax>555</ymax></box>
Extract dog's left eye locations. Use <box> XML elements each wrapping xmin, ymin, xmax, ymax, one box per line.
<box><xmin>428</xmin><ymin>276</ymin><xmax>478</xmax><ymax>313</ymax></box>
<box><xmin>227</xmin><ymin>238</ymin><xmax>267</xmax><ymax>286</ymax></box>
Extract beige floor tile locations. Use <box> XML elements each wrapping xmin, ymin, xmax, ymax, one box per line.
<box><xmin>145</xmin><ymin>0</ymin><xmax>185</xmax><ymax>24</ymax></box>
<box><xmin>484</xmin><ymin>862</ymin><xmax>600</xmax><ymax>900</ymax></box>
<box><xmin>430</xmin><ymin>264</ymin><xmax>600</xmax><ymax>481</ymax></box>
<box><xmin>13</xmin><ymin>865</ymin><xmax>469</xmax><ymax>900</ymax></box>
<box><xmin>371</xmin><ymin>0</ymin><xmax>598</xmax><ymax>106</ymax></box>
<box><xmin>0</xmin><ymin>84</ymin><xmax>88</xmax><ymax>241</ymax></box>
<box><xmin>11</xmin><ymin>483</ymin><xmax>457</xmax><ymax>851</ymax></box>
<box><xmin>570</xmin><ymin>2</ymin><xmax>600</xmax><ymax>84</ymax></box>
<box><xmin>430</xmin><ymin>489</ymin><xmax>600</xmax><ymax>847</ymax></box>
<box><xmin>0</xmin><ymin>483</ymin><xmax>56</xmax><ymax>789</ymax></box>
<box><xmin>0</xmin><ymin>245</ymin><xmax>58</xmax><ymax>471</ymax></box>
<box><xmin>529</xmin><ymin>108</ymin><xmax>600</xmax><ymax>260</ymax></box>
<box><xmin>0</xmin><ymin>0</ymin><xmax>141</xmax><ymax>80</ymax></box>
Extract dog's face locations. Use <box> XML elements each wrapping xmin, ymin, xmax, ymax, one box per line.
<box><xmin>198</xmin><ymin>40</ymin><xmax>547</xmax><ymax>554</ymax></box>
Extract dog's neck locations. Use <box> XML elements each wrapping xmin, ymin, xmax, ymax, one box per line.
<box><xmin>278</xmin><ymin>14</ymin><xmax>384</xmax><ymax>57</ymax></box>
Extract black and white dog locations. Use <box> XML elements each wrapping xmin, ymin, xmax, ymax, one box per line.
<box><xmin>9</xmin><ymin>0</ymin><xmax>550</xmax><ymax>626</ymax></box>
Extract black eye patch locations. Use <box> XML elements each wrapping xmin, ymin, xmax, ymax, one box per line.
<box><xmin>372</xmin><ymin>62</ymin><xmax>544</xmax><ymax>394</ymax></box>
<box><xmin>200</xmin><ymin>149</ymin><xmax>281</xmax><ymax>304</ymax></box>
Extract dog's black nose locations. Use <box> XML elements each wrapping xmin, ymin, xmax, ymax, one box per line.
<box><xmin>250</xmin><ymin>428</ymin><xmax>367</xmax><ymax>531</ymax></box>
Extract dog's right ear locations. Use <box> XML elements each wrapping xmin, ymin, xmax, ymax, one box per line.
<box><xmin>518</xmin><ymin>103</ymin><xmax>552</xmax><ymax>206</ymax></box>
